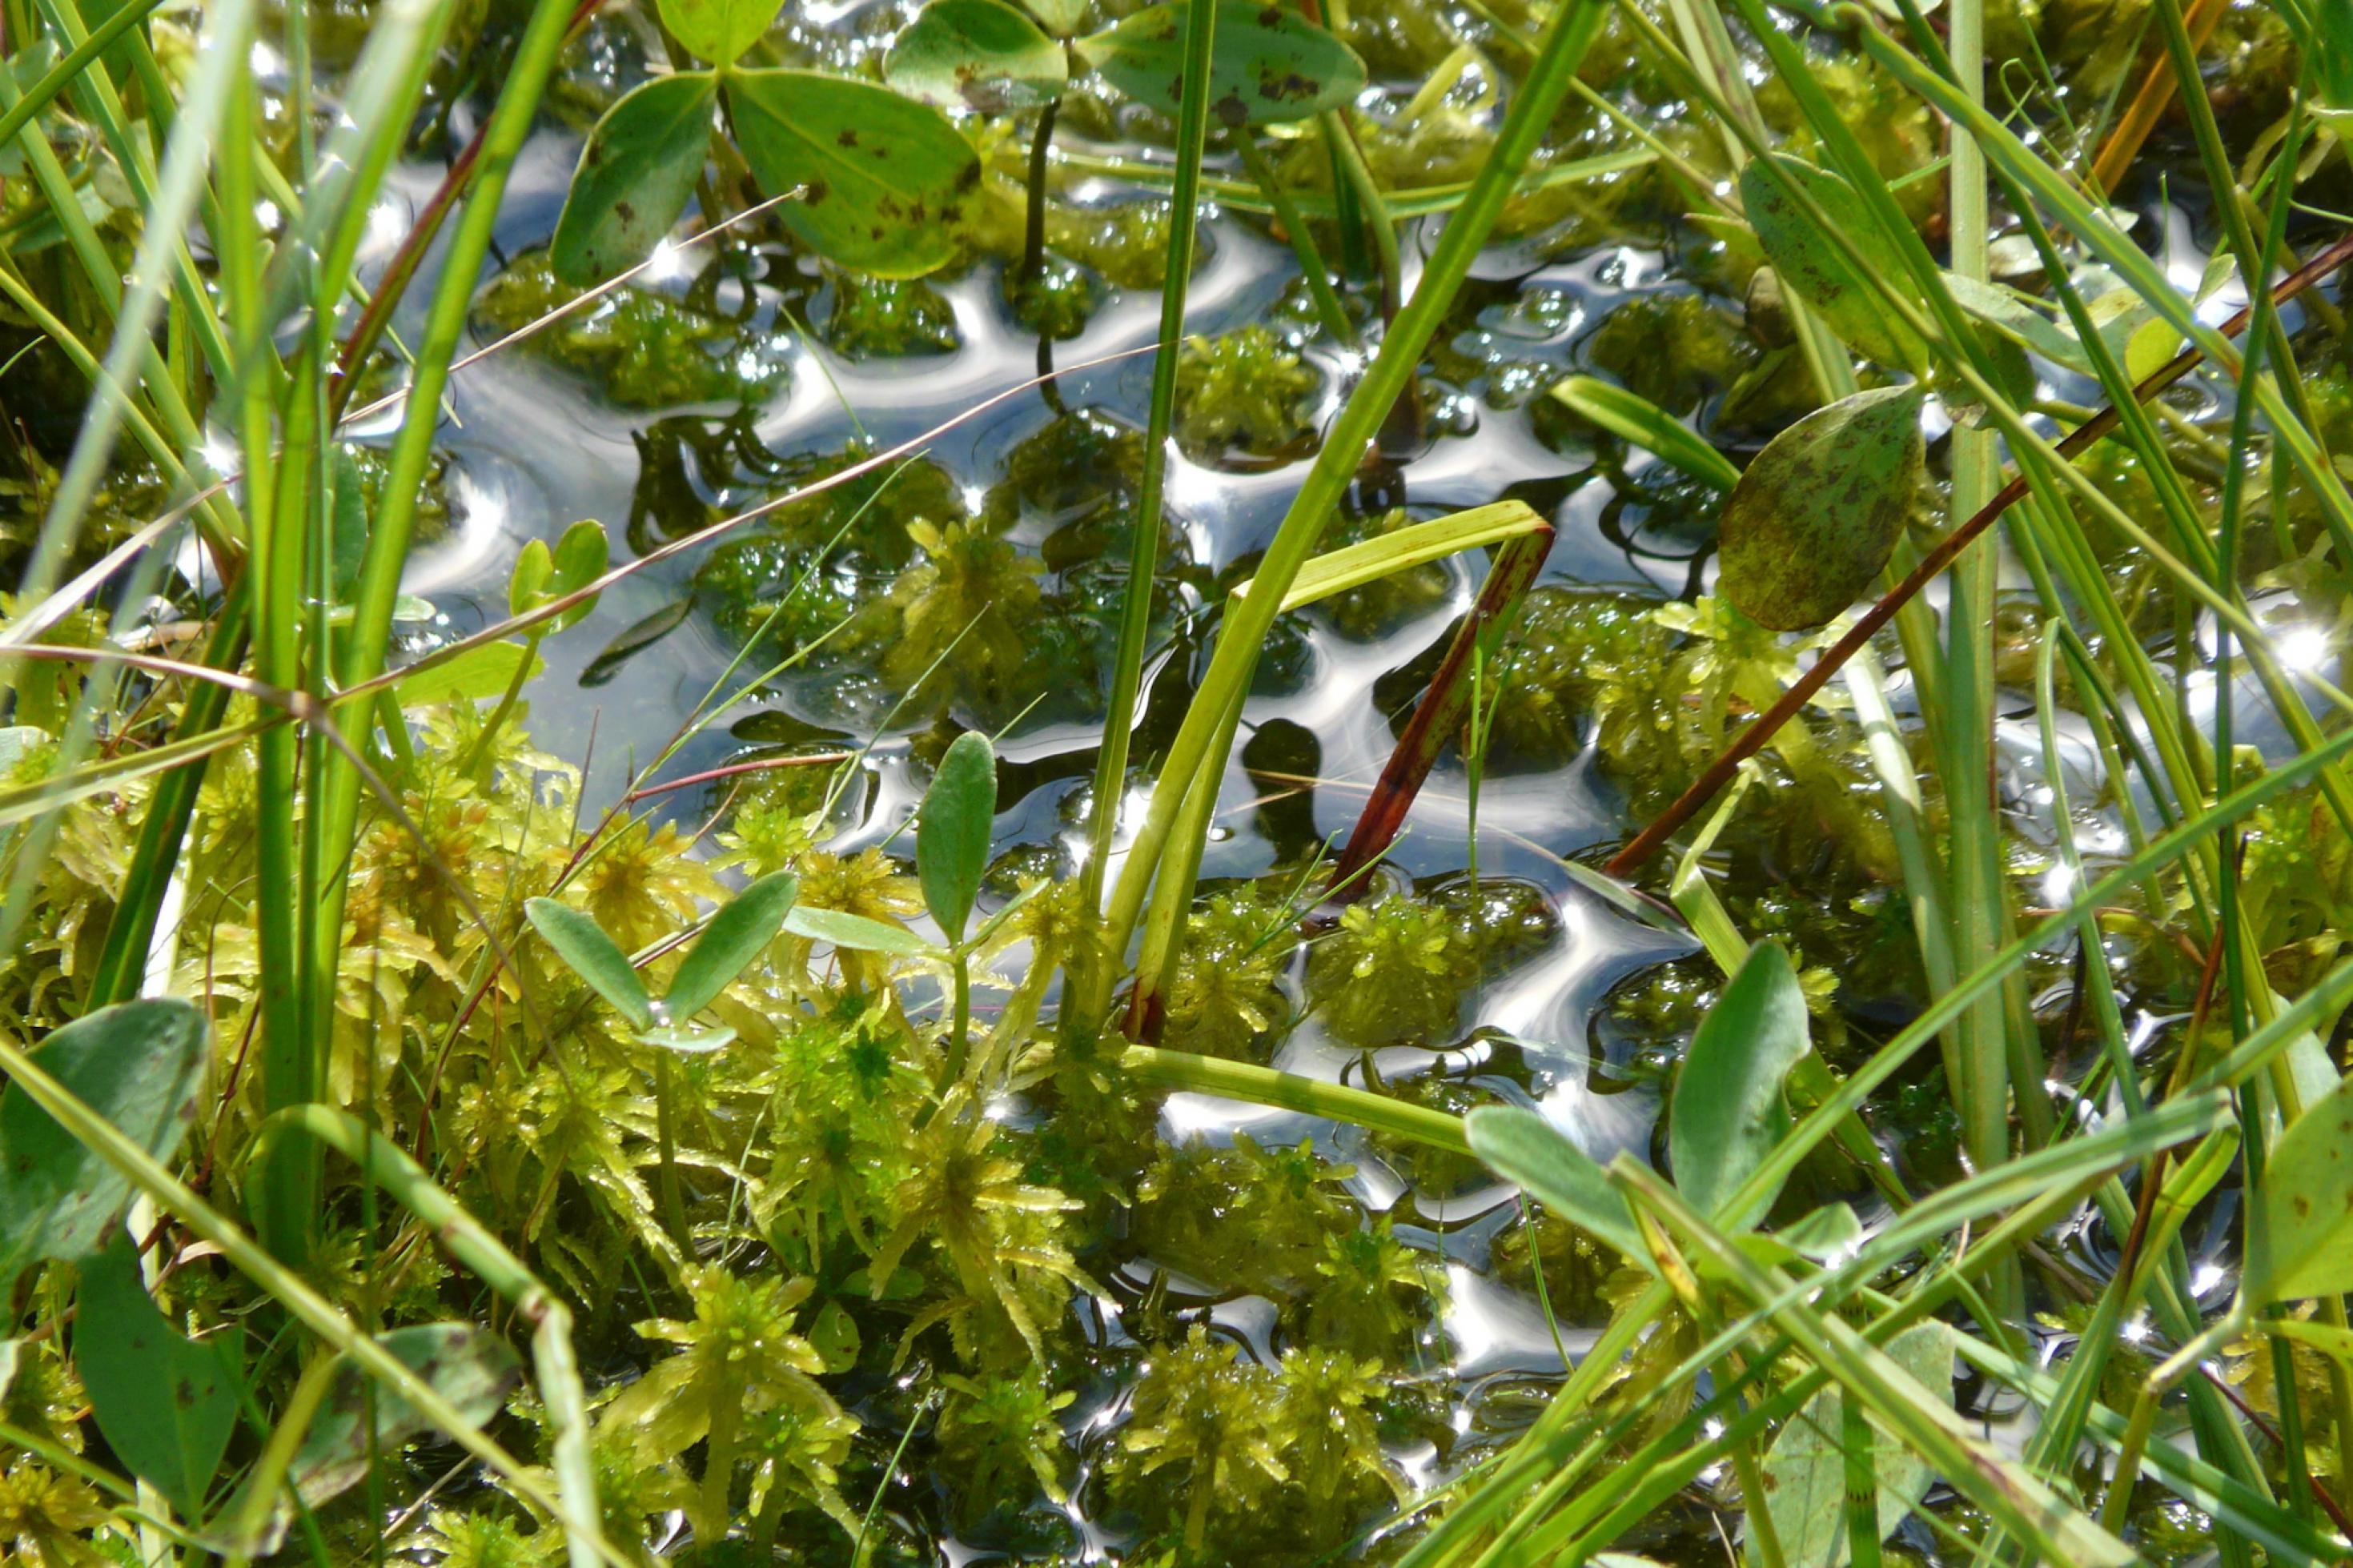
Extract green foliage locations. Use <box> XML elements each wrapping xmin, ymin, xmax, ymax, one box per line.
<box><xmin>919</xmin><ymin>731</ymin><xmax>997</xmax><ymax>943</ymax></box>
<box><xmin>885</xmin><ymin>0</ymin><xmax>1067</xmax><ymax>113</ymax></box>
<box><xmin>548</xmin><ymin>74</ymin><xmax>717</xmax><ymax>284</ymax></box>
<box><xmin>1078</xmin><ymin>0</ymin><xmax>1365</xmax><ymax>125</ymax></box>
<box><xmin>1666</xmin><ymin>938</ymin><xmax>1812</xmax><ymax>1225</ymax></box>
<box><xmin>657</xmin><ymin>0</ymin><xmax>781</xmax><ymax>67</ymax></box>
<box><xmin>74</xmin><ymin>1236</ymin><xmax>239</xmax><ymax>1518</ymax></box>
<box><xmin>1306</xmin><ymin>893</ymin><xmax>1474</xmax><ymax>1048</ymax></box>
<box><xmin>1174</xmin><ymin>325</ymin><xmax>1321</xmax><ymax>462</ymax></box>
<box><xmin>475</xmin><ymin>251</ymin><xmax>789</xmax><ymax>407</ymax></box>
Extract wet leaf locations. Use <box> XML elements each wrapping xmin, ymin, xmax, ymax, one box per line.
<box><xmin>1077</xmin><ymin>0</ymin><xmax>1364</xmax><ymax>126</ymax></box>
<box><xmin>582</xmin><ymin>593</ymin><xmax>697</xmax><ymax>687</ymax></box>
<box><xmin>918</xmin><ymin>730</ymin><xmax>995</xmax><ymax>944</ymax></box>
<box><xmin>508</xmin><ymin>519</ymin><xmax>612</xmax><ymax>633</ymax></box>
<box><xmin>785</xmin><ymin>904</ymin><xmax>946</xmax><ymax>960</ymax></box>
<box><xmin>665</xmin><ymin>870</ymin><xmax>799</xmax><ymax>1020</ymax></box>
<box><xmin>1464</xmin><ymin>1105</ymin><xmax>1644</xmax><ymax>1265</ymax></box>
<box><xmin>550</xmin><ymin>73</ymin><xmax>717</xmax><ymax>286</ymax></box>
<box><xmin>657</xmin><ymin>0</ymin><xmax>782</xmax><ymax>66</ymax></box>
<box><xmin>0</xmin><ymin>999</ymin><xmax>207</xmax><ymax>1291</ymax></box>
<box><xmin>392</xmin><ymin>641</ymin><xmax>544</xmax><ymax>706</ymax></box>
<box><xmin>2250</xmin><ymin>1070</ymin><xmax>2353</xmax><ymax>1303</ymax></box>
<box><xmin>726</xmin><ymin>70</ymin><xmax>979</xmax><ymax>278</ymax></box>
<box><xmin>1549</xmin><ymin>375</ymin><xmax>1741</xmax><ymax>489</ymax></box>
<box><xmin>1759</xmin><ymin>1321</ymin><xmax>1955</xmax><ymax>1568</ymax></box>
<box><xmin>1667</xmin><ymin>939</ymin><xmax>1810</xmax><ymax>1227</ymax></box>
<box><xmin>78</xmin><ymin>1234</ymin><xmax>240</xmax><ymax>1519</ymax></box>
<box><xmin>1739</xmin><ymin>154</ymin><xmax>1927</xmax><ymax>373</ymax></box>
<box><xmin>525</xmin><ymin>898</ymin><xmax>655</xmax><ymax>1031</ymax></box>
<box><xmin>811</xmin><ymin>1298</ymin><xmax>861</xmax><ymax>1373</ymax></box>
<box><xmin>1716</xmin><ymin>383</ymin><xmax>1924</xmax><ymax>632</ymax></box>
<box><xmin>885</xmin><ymin>0</ymin><xmax>1067</xmax><ymax>114</ymax></box>
<box><xmin>1020</xmin><ymin>0</ymin><xmax>1087</xmax><ymax>34</ymax></box>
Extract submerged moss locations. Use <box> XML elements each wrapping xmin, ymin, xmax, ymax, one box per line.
<box><xmin>474</xmin><ymin>251</ymin><xmax>789</xmax><ymax>409</ymax></box>
<box><xmin>1174</xmin><ymin>325</ymin><xmax>1322</xmax><ymax>464</ymax></box>
<box><xmin>1307</xmin><ymin>894</ymin><xmax>1477</xmax><ymax>1049</ymax></box>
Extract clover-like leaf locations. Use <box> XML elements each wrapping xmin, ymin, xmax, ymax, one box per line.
<box><xmin>1716</xmin><ymin>383</ymin><xmax>1924</xmax><ymax>632</ymax></box>
<box><xmin>508</xmin><ymin>519</ymin><xmax>611</xmax><ymax>632</ymax></box>
<box><xmin>726</xmin><ymin>70</ymin><xmax>979</xmax><ymax>278</ymax></box>
<box><xmin>886</xmin><ymin>0</ymin><xmax>1067</xmax><ymax>113</ymax></box>
<box><xmin>918</xmin><ymin>730</ymin><xmax>995</xmax><ymax>944</ymax></box>
<box><xmin>549</xmin><ymin>73</ymin><xmax>717</xmax><ymax>285</ymax></box>
<box><xmin>1077</xmin><ymin>0</ymin><xmax>1364</xmax><ymax>126</ymax></box>
<box><xmin>525</xmin><ymin>897</ymin><xmax>654</xmax><ymax>1031</ymax></box>
<box><xmin>785</xmin><ymin>904</ymin><xmax>947</xmax><ymax>959</ymax></box>
<box><xmin>657</xmin><ymin>0</ymin><xmax>782</xmax><ymax>66</ymax></box>
<box><xmin>1760</xmin><ymin>1322</ymin><xmax>1956</xmax><ymax>1568</ymax></box>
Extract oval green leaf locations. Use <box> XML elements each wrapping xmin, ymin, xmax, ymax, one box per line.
<box><xmin>1761</xmin><ymin>1321</ymin><xmax>1956</xmax><ymax>1568</ymax></box>
<box><xmin>2250</xmin><ymin>1070</ymin><xmax>2353</xmax><ymax>1303</ymax></box>
<box><xmin>785</xmin><ymin>903</ymin><xmax>947</xmax><ymax>960</ymax></box>
<box><xmin>393</xmin><ymin>641</ymin><xmax>544</xmax><ymax>706</ymax></box>
<box><xmin>1077</xmin><ymin>0</ymin><xmax>1365</xmax><ymax>126</ymax></box>
<box><xmin>1738</xmin><ymin>154</ymin><xmax>1928</xmax><ymax>374</ymax></box>
<box><xmin>725</xmin><ymin>70</ymin><xmax>979</xmax><ymax>278</ymax></box>
<box><xmin>1464</xmin><ymin>1105</ymin><xmax>1645</xmax><ymax>1265</ymax></box>
<box><xmin>78</xmin><ymin>1234</ymin><xmax>241</xmax><ymax>1518</ymax></box>
<box><xmin>918</xmin><ymin>729</ymin><xmax>996</xmax><ymax>944</ymax></box>
<box><xmin>1666</xmin><ymin>939</ymin><xmax>1811</xmax><ymax>1227</ymax></box>
<box><xmin>665</xmin><ymin>870</ymin><xmax>799</xmax><ymax>1020</ymax></box>
<box><xmin>1716</xmin><ymin>383</ymin><xmax>1925</xmax><ymax>632</ymax></box>
<box><xmin>657</xmin><ymin>0</ymin><xmax>782</xmax><ymax>66</ymax></box>
<box><xmin>886</xmin><ymin>0</ymin><xmax>1067</xmax><ymax>114</ymax></box>
<box><xmin>550</xmin><ymin>72</ymin><xmax>717</xmax><ymax>286</ymax></box>
<box><xmin>525</xmin><ymin>897</ymin><xmax>654</xmax><ymax>1031</ymax></box>
<box><xmin>509</xmin><ymin>518</ymin><xmax>611</xmax><ymax>631</ymax></box>
<box><xmin>1021</xmin><ymin>0</ymin><xmax>1087</xmax><ymax>34</ymax></box>
<box><xmin>0</xmin><ymin>998</ymin><xmax>207</xmax><ymax>1291</ymax></box>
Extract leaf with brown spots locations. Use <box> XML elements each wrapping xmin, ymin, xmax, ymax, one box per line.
<box><xmin>1715</xmin><ymin>383</ymin><xmax>1925</xmax><ymax>632</ymax></box>
<box><xmin>885</xmin><ymin>0</ymin><xmax>1066</xmax><ymax>114</ymax></box>
<box><xmin>1739</xmin><ymin>154</ymin><xmax>1930</xmax><ymax>375</ymax></box>
<box><xmin>78</xmin><ymin>1234</ymin><xmax>241</xmax><ymax>1520</ymax></box>
<box><xmin>726</xmin><ymin>69</ymin><xmax>978</xmax><ymax>277</ymax></box>
<box><xmin>0</xmin><ymin>998</ymin><xmax>207</xmax><ymax>1293</ymax></box>
<box><xmin>1075</xmin><ymin>0</ymin><xmax>1363</xmax><ymax>126</ymax></box>
<box><xmin>2250</xmin><ymin>1066</ymin><xmax>2353</xmax><ymax>1303</ymax></box>
<box><xmin>550</xmin><ymin>71</ymin><xmax>718</xmax><ymax>285</ymax></box>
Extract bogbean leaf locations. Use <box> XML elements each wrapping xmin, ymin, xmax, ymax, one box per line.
<box><xmin>665</xmin><ymin>871</ymin><xmax>800</xmax><ymax>1020</ymax></box>
<box><xmin>1758</xmin><ymin>1321</ymin><xmax>1956</xmax><ymax>1568</ymax></box>
<box><xmin>508</xmin><ymin>519</ymin><xmax>612</xmax><ymax>632</ymax></box>
<box><xmin>918</xmin><ymin>730</ymin><xmax>996</xmax><ymax>944</ymax></box>
<box><xmin>205</xmin><ymin>1324</ymin><xmax>521</xmax><ymax>1556</ymax></box>
<box><xmin>1549</xmin><ymin>375</ymin><xmax>1742</xmax><ymax>489</ymax></box>
<box><xmin>1077</xmin><ymin>0</ymin><xmax>1364</xmax><ymax>125</ymax></box>
<box><xmin>1716</xmin><ymin>383</ymin><xmax>1925</xmax><ymax>632</ymax></box>
<box><xmin>726</xmin><ymin>70</ymin><xmax>979</xmax><ymax>278</ymax></box>
<box><xmin>1464</xmin><ymin>1105</ymin><xmax>1645</xmax><ymax>1265</ymax></box>
<box><xmin>1739</xmin><ymin>154</ymin><xmax>1928</xmax><ymax>373</ymax></box>
<box><xmin>785</xmin><ymin>904</ymin><xmax>947</xmax><ymax>960</ymax></box>
<box><xmin>0</xmin><ymin>999</ymin><xmax>207</xmax><ymax>1291</ymax></box>
<box><xmin>525</xmin><ymin>898</ymin><xmax>655</xmax><ymax>1031</ymax></box>
<box><xmin>549</xmin><ymin>74</ymin><xmax>717</xmax><ymax>286</ymax></box>
<box><xmin>885</xmin><ymin>0</ymin><xmax>1067</xmax><ymax>114</ymax></box>
<box><xmin>1666</xmin><ymin>940</ymin><xmax>1811</xmax><ymax>1227</ymax></box>
<box><xmin>2249</xmin><ymin>1069</ymin><xmax>2353</xmax><ymax>1303</ymax></box>
<box><xmin>1020</xmin><ymin>0</ymin><xmax>1087</xmax><ymax>34</ymax></box>
<box><xmin>393</xmin><ymin>641</ymin><xmax>544</xmax><ymax>706</ymax></box>
<box><xmin>657</xmin><ymin>0</ymin><xmax>782</xmax><ymax>66</ymax></box>
<box><xmin>78</xmin><ymin>1235</ymin><xmax>241</xmax><ymax>1519</ymax></box>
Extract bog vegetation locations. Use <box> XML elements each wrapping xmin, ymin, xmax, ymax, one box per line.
<box><xmin>0</xmin><ymin>0</ymin><xmax>2351</xmax><ymax>1556</ymax></box>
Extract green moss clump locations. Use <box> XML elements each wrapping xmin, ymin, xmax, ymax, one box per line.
<box><xmin>1307</xmin><ymin>894</ymin><xmax>1476</xmax><ymax>1049</ymax></box>
<box><xmin>1046</xmin><ymin>198</ymin><xmax>1183</xmax><ymax>290</ymax></box>
<box><xmin>1162</xmin><ymin>886</ymin><xmax>1293</xmax><ymax>1060</ymax></box>
<box><xmin>820</xmin><ymin>270</ymin><xmax>962</xmax><ymax>359</ymax></box>
<box><xmin>1483</xmin><ymin>587</ymin><xmax>1680</xmax><ymax>772</ymax></box>
<box><xmin>1174</xmin><ymin>326</ymin><xmax>1322</xmax><ymax>464</ymax></box>
<box><xmin>934</xmin><ymin>1369</ymin><xmax>1075</xmax><ymax>1520</ymax></box>
<box><xmin>1311</xmin><ymin>507</ymin><xmax>1458</xmax><ymax>640</ymax></box>
<box><xmin>1580</xmin><ymin>292</ymin><xmax>1755</xmax><ymax>415</ymax></box>
<box><xmin>474</xmin><ymin>251</ymin><xmax>789</xmax><ymax>409</ymax></box>
<box><xmin>1133</xmin><ymin>1135</ymin><xmax>1358</xmax><ymax>1299</ymax></box>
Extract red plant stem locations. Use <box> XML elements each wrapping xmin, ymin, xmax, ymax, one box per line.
<box><xmin>325</xmin><ymin>0</ymin><xmax>605</xmax><ymax>424</ymax></box>
<box><xmin>620</xmin><ymin>752</ymin><xmax>854</xmax><ymax>804</ymax></box>
<box><xmin>1604</xmin><ymin>227</ymin><xmax>2353</xmax><ymax>881</ymax></box>
<box><xmin>1326</xmin><ymin>520</ymin><xmax>1556</xmax><ymax>902</ymax></box>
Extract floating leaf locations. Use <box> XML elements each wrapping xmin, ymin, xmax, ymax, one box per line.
<box><xmin>1077</xmin><ymin>0</ymin><xmax>1364</xmax><ymax>126</ymax></box>
<box><xmin>1666</xmin><ymin>940</ymin><xmax>1811</xmax><ymax>1227</ymax></box>
<box><xmin>0</xmin><ymin>999</ymin><xmax>207</xmax><ymax>1291</ymax></box>
<box><xmin>2250</xmin><ymin>1070</ymin><xmax>2353</xmax><ymax>1303</ymax></box>
<box><xmin>550</xmin><ymin>74</ymin><xmax>717</xmax><ymax>286</ymax></box>
<box><xmin>785</xmin><ymin>904</ymin><xmax>947</xmax><ymax>959</ymax></box>
<box><xmin>657</xmin><ymin>0</ymin><xmax>782</xmax><ymax>66</ymax></box>
<box><xmin>665</xmin><ymin>871</ymin><xmax>800</xmax><ymax>1020</ymax></box>
<box><xmin>393</xmin><ymin>641</ymin><xmax>544</xmax><ymax>706</ymax></box>
<box><xmin>1550</xmin><ymin>375</ymin><xmax>1741</xmax><ymax>489</ymax></box>
<box><xmin>1464</xmin><ymin>1105</ymin><xmax>1644</xmax><ymax>1265</ymax></box>
<box><xmin>1716</xmin><ymin>383</ymin><xmax>1924</xmax><ymax>632</ymax></box>
<box><xmin>1759</xmin><ymin>1321</ymin><xmax>1956</xmax><ymax>1568</ymax></box>
<box><xmin>885</xmin><ymin>0</ymin><xmax>1067</xmax><ymax>113</ymax></box>
<box><xmin>918</xmin><ymin>730</ymin><xmax>995</xmax><ymax>944</ymax></box>
<box><xmin>508</xmin><ymin>519</ymin><xmax>612</xmax><ymax>634</ymax></box>
<box><xmin>78</xmin><ymin>1235</ymin><xmax>240</xmax><ymax>1519</ymax></box>
<box><xmin>1739</xmin><ymin>154</ymin><xmax>1927</xmax><ymax>373</ymax></box>
<box><xmin>727</xmin><ymin>70</ymin><xmax>979</xmax><ymax>277</ymax></box>
<box><xmin>525</xmin><ymin>898</ymin><xmax>655</xmax><ymax>1031</ymax></box>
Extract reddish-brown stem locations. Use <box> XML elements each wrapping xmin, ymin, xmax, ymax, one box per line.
<box><xmin>1604</xmin><ymin>228</ymin><xmax>2353</xmax><ymax>881</ymax></box>
<box><xmin>620</xmin><ymin>752</ymin><xmax>855</xmax><ymax>804</ymax></box>
<box><xmin>1325</xmin><ymin>521</ymin><xmax>1556</xmax><ymax>902</ymax></box>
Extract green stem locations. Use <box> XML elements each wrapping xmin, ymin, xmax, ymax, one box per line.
<box><xmin>1324</xmin><ymin>111</ymin><xmax>1399</xmax><ymax>321</ymax></box>
<box><xmin>1020</xmin><ymin>96</ymin><xmax>1060</xmax><ymax>293</ymax></box>
<box><xmin>1122</xmin><ymin>1045</ymin><xmax>1469</xmax><ymax>1152</ymax></box>
<box><xmin>1233</xmin><ymin>126</ymin><xmax>1354</xmax><ymax>343</ymax></box>
<box><xmin>1087</xmin><ymin>0</ymin><xmax>1613</xmax><ymax>1022</ymax></box>
<box><xmin>460</xmin><ymin>631</ymin><xmax>545</xmax><ymax>784</ymax></box>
